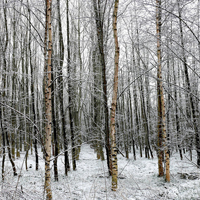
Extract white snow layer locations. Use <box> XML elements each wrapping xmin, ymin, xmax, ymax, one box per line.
<box><xmin>0</xmin><ymin>144</ymin><xmax>200</xmax><ymax>200</ymax></box>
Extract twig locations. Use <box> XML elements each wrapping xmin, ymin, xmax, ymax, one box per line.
<box><xmin>118</xmin><ymin>159</ymin><xmax>131</xmax><ymax>177</ymax></box>
<box><xmin>116</xmin><ymin>147</ymin><xmax>125</xmax><ymax>157</ymax></box>
<box><xmin>185</xmin><ymin>156</ymin><xmax>199</xmax><ymax>168</ymax></box>
<box><xmin>0</xmin><ymin>101</ymin><xmax>46</xmax><ymax>155</ymax></box>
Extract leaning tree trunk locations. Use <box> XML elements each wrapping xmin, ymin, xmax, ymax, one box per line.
<box><xmin>156</xmin><ymin>0</ymin><xmax>170</xmax><ymax>182</ymax></box>
<box><xmin>110</xmin><ymin>0</ymin><xmax>119</xmax><ymax>191</ymax></box>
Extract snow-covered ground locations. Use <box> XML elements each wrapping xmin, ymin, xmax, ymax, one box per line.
<box><xmin>1</xmin><ymin>144</ymin><xmax>200</xmax><ymax>200</ymax></box>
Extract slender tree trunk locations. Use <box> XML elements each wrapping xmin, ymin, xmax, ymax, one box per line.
<box><xmin>92</xmin><ymin>45</ymin><xmax>104</xmax><ymax>161</ymax></box>
<box><xmin>66</xmin><ymin>0</ymin><xmax>76</xmax><ymax>171</ymax></box>
<box><xmin>28</xmin><ymin>3</ymin><xmax>39</xmax><ymax>170</ymax></box>
<box><xmin>30</xmin><ymin>53</ymin><xmax>39</xmax><ymax>171</ymax></box>
<box><xmin>177</xmin><ymin>0</ymin><xmax>200</xmax><ymax>166</ymax></box>
<box><xmin>144</xmin><ymin>56</ymin><xmax>153</xmax><ymax>159</ymax></box>
<box><xmin>92</xmin><ymin>0</ymin><xmax>111</xmax><ymax>174</ymax></box>
<box><xmin>127</xmin><ymin>66</ymin><xmax>136</xmax><ymax>160</ymax></box>
<box><xmin>0</xmin><ymin>7</ymin><xmax>8</xmax><ymax>181</ymax></box>
<box><xmin>0</xmin><ymin>104</ymin><xmax>6</xmax><ymax>180</ymax></box>
<box><xmin>44</xmin><ymin>0</ymin><xmax>53</xmax><ymax>199</ymax></box>
<box><xmin>52</xmin><ymin>0</ymin><xmax>66</xmax><ymax>180</ymax></box>
<box><xmin>156</xmin><ymin>0</ymin><xmax>164</xmax><ymax>177</ymax></box>
<box><xmin>110</xmin><ymin>0</ymin><xmax>119</xmax><ymax>191</ymax></box>
<box><xmin>173</xmin><ymin>62</ymin><xmax>182</xmax><ymax>160</ymax></box>
<box><xmin>24</xmin><ymin>21</ymin><xmax>29</xmax><ymax>168</ymax></box>
<box><xmin>156</xmin><ymin>0</ymin><xmax>170</xmax><ymax>182</ymax></box>
<box><xmin>57</xmin><ymin>36</ymin><xmax>70</xmax><ymax>175</ymax></box>
<box><xmin>132</xmin><ymin>47</ymin><xmax>142</xmax><ymax>158</ymax></box>
<box><xmin>76</xmin><ymin>1</ymin><xmax>83</xmax><ymax>159</ymax></box>
<box><xmin>11</xmin><ymin>3</ymin><xmax>16</xmax><ymax>160</ymax></box>
<box><xmin>6</xmin><ymin>128</ymin><xmax>17</xmax><ymax>176</ymax></box>
<box><xmin>138</xmin><ymin>79</ymin><xmax>151</xmax><ymax>159</ymax></box>
<box><xmin>50</xmin><ymin>25</ymin><xmax>59</xmax><ymax>178</ymax></box>
<box><xmin>0</xmin><ymin>14</ymin><xmax>7</xmax><ymax>164</ymax></box>
<box><xmin>166</xmin><ymin>37</ymin><xmax>171</xmax><ymax>157</ymax></box>
<box><xmin>1</xmin><ymin>0</ymin><xmax>17</xmax><ymax>177</ymax></box>
<box><xmin>51</xmin><ymin>62</ymin><xmax>58</xmax><ymax>181</ymax></box>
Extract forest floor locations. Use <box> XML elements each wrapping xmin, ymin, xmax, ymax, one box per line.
<box><xmin>0</xmin><ymin>144</ymin><xmax>200</xmax><ymax>200</ymax></box>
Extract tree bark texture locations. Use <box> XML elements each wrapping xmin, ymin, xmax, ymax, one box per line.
<box><xmin>156</xmin><ymin>0</ymin><xmax>170</xmax><ymax>182</ymax></box>
<box><xmin>110</xmin><ymin>0</ymin><xmax>119</xmax><ymax>191</ymax></box>
<box><xmin>44</xmin><ymin>0</ymin><xmax>53</xmax><ymax>199</ymax></box>
<box><xmin>57</xmin><ymin>0</ymin><xmax>70</xmax><ymax>176</ymax></box>
<box><xmin>0</xmin><ymin>103</ymin><xmax>6</xmax><ymax>180</ymax></box>
<box><xmin>92</xmin><ymin>0</ymin><xmax>112</xmax><ymax>175</ymax></box>
<box><xmin>66</xmin><ymin>0</ymin><xmax>76</xmax><ymax>171</ymax></box>
<box><xmin>51</xmin><ymin>63</ymin><xmax>58</xmax><ymax>181</ymax></box>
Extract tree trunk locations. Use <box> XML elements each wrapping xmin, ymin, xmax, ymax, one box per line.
<box><xmin>11</xmin><ymin>3</ymin><xmax>16</xmax><ymax>160</ymax></box>
<box><xmin>28</xmin><ymin>2</ymin><xmax>39</xmax><ymax>170</ymax></box>
<box><xmin>110</xmin><ymin>0</ymin><xmax>119</xmax><ymax>191</ymax></box>
<box><xmin>177</xmin><ymin>0</ymin><xmax>200</xmax><ymax>166</ymax></box>
<box><xmin>173</xmin><ymin>59</ymin><xmax>183</xmax><ymax>160</ymax></box>
<box><xmin>0</xmin><ymin>103</ymin><xmax>6</xmax><ymax>180</ymax></box>
<box><xmin>44</xmin><ymin>0</ymin><xmax>53</xmax><ymax>199</ymax></box>
<box><xmin>6</xmin><ymin>128</ymin><xmax>17</xmax><ymax>176</ymax></box>
<box><xmin>51</xmin><ymin>61</ymin><xmax>58</xmax><ymax>181</ymax></box>
<box><xmin>132</xmin><ymin>47</ymin><xmax>142</xmax><ymax>158</ymax></box>
<box><xmin>92</xmin><ymin>0</ymin><xmax>111</xmax><ymax>174</ymax></box>
<box><xmin>66</xmin><ymin>0</ymin><xmax>76</xmax><ymax>171</ymax></box>
<box><xmin>1</xmin><ymin>0</ymin><xmax>17</xmax><ymax>177</ymax></box>
<box><xmin>156</xmin><ymin>0</ymin><xmax>170</xmax><ymax>182</ymax></box>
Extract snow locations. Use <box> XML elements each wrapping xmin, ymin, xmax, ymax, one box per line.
<box><xmin>1</xmin><ymin>145</ymin><xmax>200</xmax><ymax>199</ymax></box>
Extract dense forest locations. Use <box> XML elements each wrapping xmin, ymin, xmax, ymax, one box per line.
<box><xmin>0</xmin><ymin>0</ymin><xmax>200</xmax><ymax>199</ymax></box>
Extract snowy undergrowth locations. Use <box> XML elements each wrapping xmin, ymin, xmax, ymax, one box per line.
<box><xmin>1</xmin><ymin>145</ymin><xmax>200</xmax><ymax>200</ymax></box>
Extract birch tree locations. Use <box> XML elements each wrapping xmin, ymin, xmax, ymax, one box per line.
<box><xmin>44</xmin><ymin>0</ymin><xmax>53</xmax><ymax>198</ymax></box>
<box><xmin>156</xmin><ymin>0</ymin><xmax>170</xmax><ymax>182</ymax></box>
<box><xmin>110</xmin><ymin>0</ymin><xmax>119</xmax><ymax>191</ymax></box>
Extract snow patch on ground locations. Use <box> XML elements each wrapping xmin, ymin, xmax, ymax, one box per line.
<box><xmin>1</xmin><ymin>144</ymin><xmax>200</xmax><ymax>199</ymax></box>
